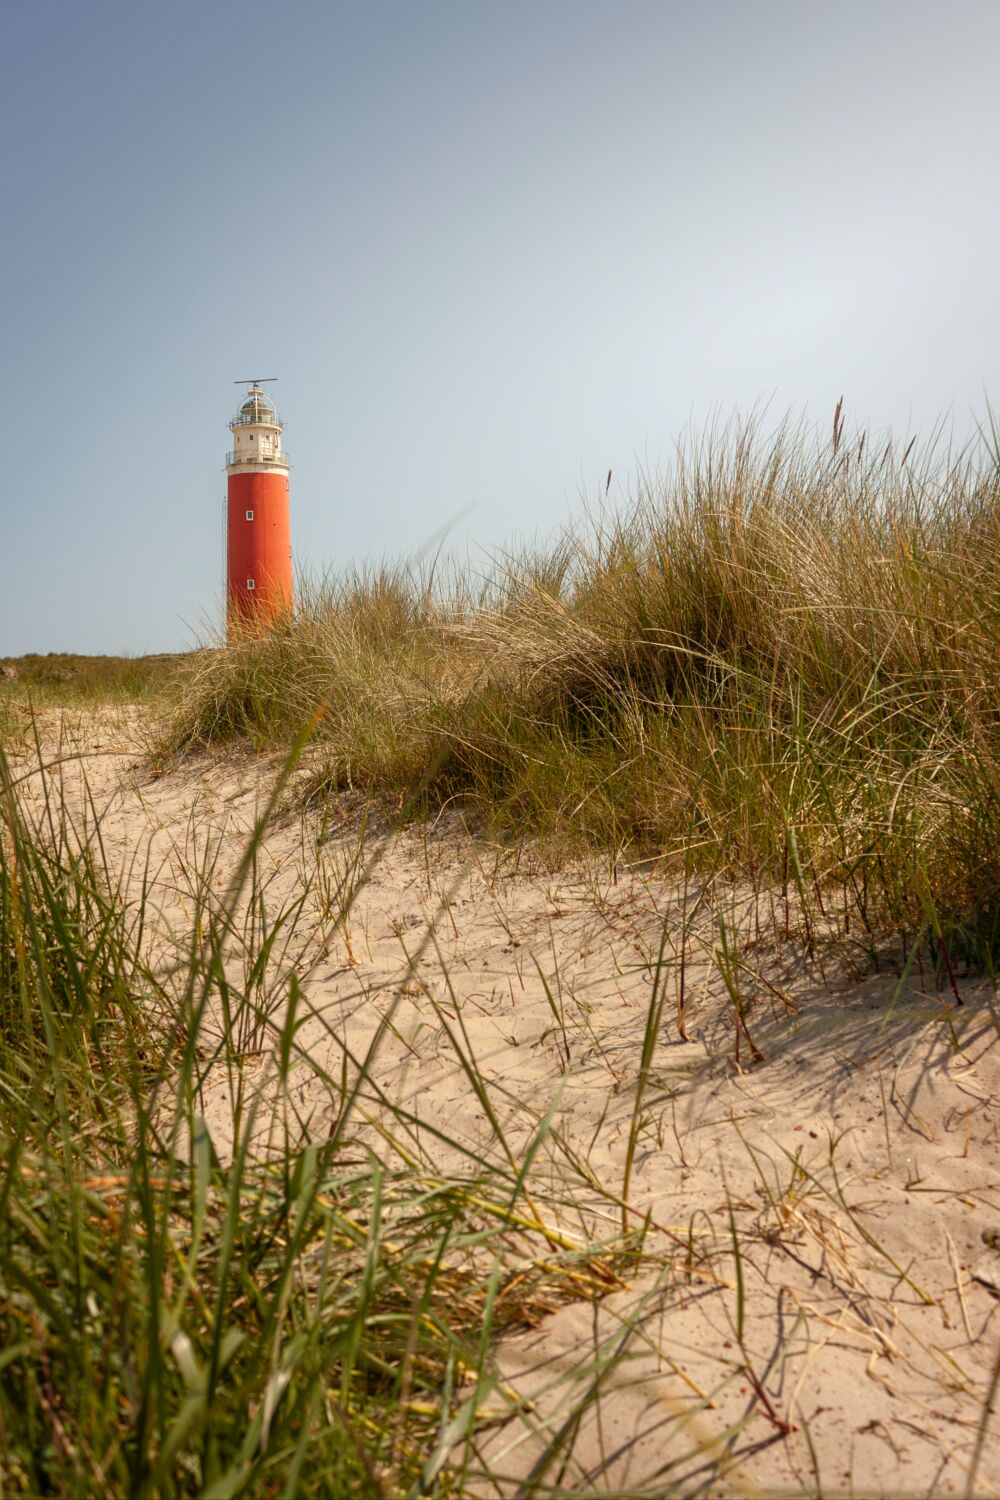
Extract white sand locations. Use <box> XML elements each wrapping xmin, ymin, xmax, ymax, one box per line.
<box><xmin>12</xmin><ymin>707</ymin><xmax>1000</xmax><ymax>1498</ymax></box>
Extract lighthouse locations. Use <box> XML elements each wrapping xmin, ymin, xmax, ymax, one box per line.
<box><xmin>225</xmin><ymin>380</ymin><xmax>293</xmax><ymax>636</ymax></box>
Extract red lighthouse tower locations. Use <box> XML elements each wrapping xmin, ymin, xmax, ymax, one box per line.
<box><xmin>226</xmin><ymin>380</ymin><xmax>293</xmax><ymax>636</ymax></box>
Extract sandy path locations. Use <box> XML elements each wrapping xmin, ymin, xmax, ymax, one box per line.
<box><xmin>11</xmin><ymin>707</ymin><xmax>1000</xmax><ymax>1498</ymax></box>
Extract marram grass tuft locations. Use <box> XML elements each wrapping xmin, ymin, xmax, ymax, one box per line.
<box><xmin>165</xmin><ymin>412</ymin><xmax>1000</xmax><ymax>969</ymax></box>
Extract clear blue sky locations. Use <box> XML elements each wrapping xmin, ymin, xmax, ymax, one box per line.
<box><xmin>2</xmin><ymin>0</ymin><xmax>998</xmax><ymax>655</ymax></box>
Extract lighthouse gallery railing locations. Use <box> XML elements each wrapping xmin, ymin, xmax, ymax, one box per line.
<box><xmin>225</xmin><ymin>451</ymin><xmax>292</xmax><ymax>468</ymax></box>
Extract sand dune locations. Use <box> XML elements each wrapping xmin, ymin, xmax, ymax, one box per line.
<box><xmin>15</xmin><ymin>707</ymin><xmax>1000</xmax><ymax>1498</ymax></box>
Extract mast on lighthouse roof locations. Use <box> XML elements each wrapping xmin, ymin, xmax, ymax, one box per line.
<box><xmin>225</xmin><ymin>380</ymin><xmax>294</xmax><ymax>637</ymax></box>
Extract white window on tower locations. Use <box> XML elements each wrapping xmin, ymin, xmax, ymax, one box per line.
<box><xmin>245</xmin><ymin>509</ymin><xmax>254</xmax><ymax>521</ymax></box>
<box><xmin>246</xmin><ymin>578</ymin><xmax>255</xmax><ymax>591</ymax></box>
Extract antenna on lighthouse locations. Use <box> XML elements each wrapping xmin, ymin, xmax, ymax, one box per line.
<box><xmin>233</xmin><ymin>377</ymin><xmax>278</xmax><ymax>386</ymax></box>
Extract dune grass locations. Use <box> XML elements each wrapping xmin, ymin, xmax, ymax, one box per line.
<box><xmin>0</xmin><ymin>735</ymin><xmax>656</xmax><ymax>1497</ymax></box>
<box><xmin>165</xmin><ymin>410</ymin><xmax>1000</xmax><ymax>973</ymax></box>
<box><xmin>0</xmin><ymin>652</ymin><xmax>185</xmax><ymax>704</ymax></box>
